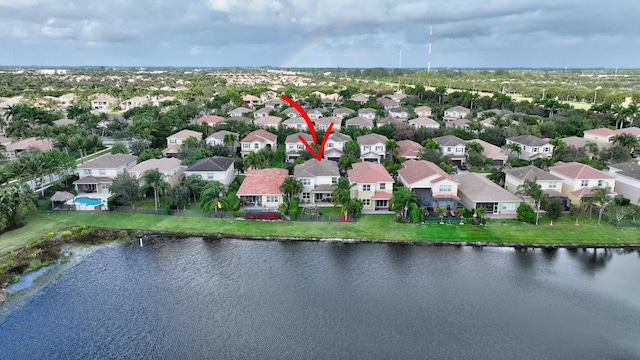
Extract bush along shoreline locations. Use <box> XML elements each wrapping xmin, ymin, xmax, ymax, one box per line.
<box><xmin>0</xmin><ymin>226</ymin><xmax>133</xmax><ymax>304</ymax></box>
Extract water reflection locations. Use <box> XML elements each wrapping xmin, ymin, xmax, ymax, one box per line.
<box><xmin>566</xmin><ymin>248</ymin><xmax>615</xmax><ymax>276</ymax></box>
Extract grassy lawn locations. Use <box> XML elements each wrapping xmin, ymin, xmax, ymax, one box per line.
<box><xmin>1</xmin><ymin>205</ymin><xmax>638</xmax><ymax>257</ymax></box>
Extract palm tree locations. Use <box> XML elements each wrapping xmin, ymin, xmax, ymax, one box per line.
<box><xmin>475</xmin><ymin>207</ymin><xmax>487</xmax><ymax>224</ymax></box>
<box><xmin>487</xmin><ymin>167</ymin><xmax>506</xmax><ymax>187</ymax></box>
<box><xmin>223</xmin><ymin>134</ymin><xmax>238</xmax><ymax>152</ymax></box>
<box><xmin>279</xmin><ymin>176</ymin><xmax>303</xmax><ymax>204</ymax></box>
<box><xmin>110</xmin><ymin>173</ymin><xmax>140</xmax><ymax>207</ymax></box>
<box><xmin>589</xmin><ymin>186</ymin><xmax>612</xmax><ymax>225</ymax></box>
<box><xmin>517</xmin><ymin>178</ymin><xmax>547</xmax><ymax>225</ymax></box>
<box><xmin>456</xmin><ymin>207</ymin><xmax>466</xmax><ymax>224</ymax></box>
<box><xmin>110</xmin><ymin>142</ymin><xmax>129</xmax><ymax>154</ymax></box>
<box><xmin>243</xmin><ymin>151</ymin><xmax>266</xmax><ymax>170</ymax></box>
<box><xmin>200</xmin><ymin>181</ymin><xmax>225</xmax><ymax>213</ymax></box>
<box><xmin>610</xmin><ymin>133</ymin><xmax>639</xmax><ymax>154</ymax></box>
<box><xmin>422</xmin><ymin>139</ymin><xmax>441</xmax><ymax>150</ymax></box>
<box><xmin>54</xmin><ymin>133</ymin><xmax>71</xmax><ymax>155</ymax></box>
<box><xmin>386</xmin><ymin>139</ymin><xmax>398</xmax><ymax>159</ymax></box>
<box><xmin>466</xmin><ymin>141</ymin><xmax>484</xmax><ymax>157</ymax></box>
<box><xmin>139</xmin><ymin>168</ymin><xmax>170</xmax><ymax>211</ymax></box>
<box><xmin>436</xmin><ymin>207</ymin><xmax>447</xmax><ymax>223</ymax></box>
<box><xmin>533</xmin><ymin>157</ymin><xmax>555</xmax><ymax>170</ymax></box>
<box><xmin>391</xmin><ymin>187</ymin><xmax>418</xmax><ymax>219</ymax></box>
<box><xmin>506</xmin><ymin>142</ymin><xmax>522</xmax><ymax>159</ymax></box>
<box><xmin>584</xmin><ymin>141</ymin><xmax>600</xmax><ymax>158</ymax></box>
<box><xmin>331</xmin><ymin>176</ymin><xmax>356</xmax><ymax>221</ymax></box>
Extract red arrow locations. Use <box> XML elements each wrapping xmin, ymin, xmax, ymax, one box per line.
<box><xmin>281</xmin><ymin>94</ymin><xmax>333</xmax><ymax>162</ymax></box>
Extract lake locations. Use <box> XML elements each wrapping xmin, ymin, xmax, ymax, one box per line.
<box><xmin>1</xmin><ymin>238</ymin><xmax>639</xmax><ymax>359</ymax></box>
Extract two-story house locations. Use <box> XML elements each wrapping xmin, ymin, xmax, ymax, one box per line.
<box><xmin>504</xmin><ymin>165</ymin><xmax>569</xmax><ymax>209</ymax></box>
<box><xmin>388</xmin><ymin>106</ymin><xmax>409</xmax><ymax>119</ymax></box>
<box><xmin>165</xmin><ymin>129</ymin><xmax>203</xmax><ymax>158</ymax></box>
<box><xmin>128</xmin><ymin>157</ymin><xmax>184</xmax><ymax>187</ymax></box>
<box><xmin>549</xmin><ymin>162</ymin><xmax>616</xmax><ymax>205</ymax></box>
<box><xmin>357</xmin><ymin>133</ymin><xmax>388</xmax><ymax>163</ymax></box>
<box><xmin>398</xmin><ymin>159</ymin><xmax>460</xmax><ymax>211</ymax></box>
<box><xmin>282</xmin><ymin>107</ymin><xmax>301</xmax><ymax>118</ymax></box>
<box><xmin>73</xmin><ymin>154</ymin><xmax>138</xmax><ymax>195</ymax></box>
<box><xmin>358</xmin><ymin>108</ymin><xmax>377</xmax><ymax>120</ymax></box>
<box><xmin>608</xmin><ymin>162</ymin><xmax>640</xmax><ymax>205</ymax></box>
<box><xmin>377</xmin><ymin>98</ymin><xmax>398</xmax><ymax>110</ymax></box>
<box><xmin>434</xmin><ymin>135</ymin><xmax>466</xmax><ymax>165</ymax></box>
<box><xmin>307</xmin><ymin>108</ymin><xmax>324</xmax><ymax>120</ymax></box>
<box><xmin>583</xmin><ymin>127</ymin><xmax>640</xmax><ymax>145</ymax></box>
<box><xmin>443</xmin><ymin>105</ymin><xmax>471</xmax><ymax>120</ymax></box>
<box><xmin>253</xmin><ymin>107</ymin><xmax>271</xmax><ymax>118</ymax></box>
<box><xmin>348</xmin><ymin>162</ymin><xmax>394</xmax><ymax>211</ymax></box>
<box><xmin>120</xmin><ymin>96</ymin><xmax>150</xmax><ymax>111</ymax></box>
<box><xmin>315</xmin><ymin>116</ymin><xmax>341</xmax><ymax>132</ymax></box>
<box><xmin>240</xmin><ymin>129</ymin><xmax>277</xmax><ymax>158</ymax></box>
<box><xmin>193</xmin><ymin>115</ymin><xmax>226</xmax><ymax>127</ymax></box>
<box><xmin>294</xmin><ymin>159</ymin><xmax>340</xmax><ymax>205</ymax></box>
<box><xmin>242</xmin><ymin>95</ymin><xmax>261</xmax><ymax>108</ymax></box>
<box><xmin>466</xmin><ymin>139</ymin><xmax>509</xmax><ymax>166</ymax></box>
<box><xmin>377</xmin><ymin>117</ymin><xmax>403</xmax><ymax>127</ymax></box>
<box><xmin>285</xmin><ymin>133</ymin><xmax>313</xmax><ymax>162</ymax></box>
<box><xmin>282</xmin><ymin>117</ymin><xmax>309</xmax><ymax>131</ymax></box>
<box><xmin>350</xmin><ymin>94</ymin><xmax>370</xmax><ymax>105</ymax></box>
<box><xmin>324</xmin><ymin>133</ymin><xmax>352</xmax><ymax>162</ymax></box>
<box><xmin>205</xmin><ymin>130</ymin><xmax>239</xmax><ymax>149</ymax></box>
<box><xmin>264</xmin><ymin>98</ymin><xmax>285</xmax><ymax>109</ymax></box>
<box><xmin>396</xmin><ymin>140</ymin><xmax>424</xmax><ymax>160</ymax></box>
<box><xmin>184</xmin><ymin>156</ymin><xmax>235</xmax><ymax>185</ymax></box>
<box><xmin>505</xmin><ymin>135</ymin><xmax>553</xmax><ymax>161</ymax></box>
<box><xmin>91</xmin><ymin>94</ymin><xmax>120</xmax><ymax>111</ymax></box>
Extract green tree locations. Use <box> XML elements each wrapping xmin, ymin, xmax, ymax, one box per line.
<box><xmin>589</xmin><ymin>186</ymin><xmax>612</xmax><ymax>225</ymax></box>
<box><xmin>110</xmin><ymin>173</ymin><xmax>140</xmax><ymax>207</ymax></box>
<box><xmin>243</xmin><ymin>151</ymin><xmax>266</xmax><ymax>170</ymax></box>
<box><xmin>110</xmin><ymin>143</ymin><xmax>129</xmax><ymax>154</ymax></box>
<box><xmin>466</xmin><ymin>141</ymin><xmax>484</xmax><ymax>157</ymax></box>
<box><xmin>569</xmin><ymin>204</ymin><xmax>585</xmax><ymax>226</ymax></box>
<box><xmin>167</xmin><ymin>184</ymin><xmax>190</xmax><ymax>210</ymax></box>
<box><xmin>517</xmin><ymin>178</ymin><xmax>547</xmax><ymax>225</ymax></box>
<box><xmin>436</xmin><ymin>207</ymin><xmax>447</xmax><ymax>223</ymax></box>
<box><xmin>544</xmin><ymin>198</ymin><xmax>564</xmax><ymax>225</ymax></box>
<box><xmin>391</xmin><ymin>187</ymin><xmax>418</xmax><ymax>220</ymax></box>
<box><xmin>139</xmin><ymin>168</ymin><xmax>170</xmax><ymax>211</ymax></box>
<box><xmin>331</xmin><ymin>176</ymin><xmax>356</xmax><ymax>221</ymax></box>
<box><xmin>610</xmin><ymin>133</ymin><xmax>638</xmax><ymax>154</ymax></box>
<box><xmin>475</xmin><ymin>207</ymin><xmax>487</xmax><ymax>224</ymax></box>
<box><xmin>506</xmin><ymin>142</ymin><xmax>522</xmax><ymax>159</ymax></box>
<box><xmin>516</xmin><ymin>203</ymin><xmax>536</xmax><ymax>224</ymax></box>
<box><xmin>279</xmin><ymin>176</ymin><xmax>303</xmax><ymax>204</ymax></box>
<box><xmin>200</xmin><ymin>181</ymin><xmax>225</xmax><ymax>213</ymax></box>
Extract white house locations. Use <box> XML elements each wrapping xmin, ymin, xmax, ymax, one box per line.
<box><xmin>294</xmin><ymin>159</ymin><xmax>340</xmax><ymax>205</ymax></box>
<box><xmin>608</xmin><ymin>162</ymin><xmax>640</xmax><ymax>205</ymax></box>
<box><xmin>74</xmin><ymin>154</ymin><xmax>138</xmax><ymax>194</ymax></box>
<box><xmin>434</xmin><ymin>135</ymin><xmax>466</xmax><ymax>165</ymax></box>
<box><xmin>184</xmin><ymin>156</ymin><xmax>235</xmax><ymax>185</ymax></box>
<box><xmin>505</xmin><ymin>135</ymin><xmax>553</xmax><ymax>161</ymax></box>
<box><xmin>357</xmin><ymin>133</ymin><xmax>388</xmax><ymax>163</ymax></box>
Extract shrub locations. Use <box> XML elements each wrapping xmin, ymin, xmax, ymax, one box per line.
<box><xmin>233</xmin><ymin>210</ymin><xmax>246</xmax><ymax>218</ymax></box>
<box><xmin>289</xmin><ymin>198</ymin><xmax>300</xmax><ymax>219</ymax></box>
<box><xmin>517</xmin><ymin>203</ymin><xmax>536</xmax><ymax>224</ymax></box>
<box><xmin>409</xmin><ymin>203</ymin><xmax>421</xmax><ymax>223</ymax></box>
<box><xmin>245</xmin><ymin>212</ymin><xmax>281</xmax><ymax>220</ymax></box>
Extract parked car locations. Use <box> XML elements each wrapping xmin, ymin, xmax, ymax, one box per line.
<box><xmin>457</xmin><ymin>163</ymin><xmax>467</xmax><ymax>170</ymax></box>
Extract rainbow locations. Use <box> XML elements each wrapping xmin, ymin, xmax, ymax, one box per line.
<box><xmin>279</xmin><ymin>21</ymin><xmax>348</xmax><ymax>68</ymax></box>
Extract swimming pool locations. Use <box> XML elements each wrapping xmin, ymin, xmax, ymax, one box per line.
<box><xmin>74</xmin><ymin>197</ymin><xmax>103</xmax><ymax>206</ymax></box>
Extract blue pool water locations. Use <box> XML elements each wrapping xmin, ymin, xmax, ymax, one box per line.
<box><xmin>245</xmin><ymin>208</ymin><xmax>277</xmax><ymax>213</ymax></box>
<box><xmin>74</xmin><ymin>197</ymin><xmax>102</xmax><ymax>206</ymax></box>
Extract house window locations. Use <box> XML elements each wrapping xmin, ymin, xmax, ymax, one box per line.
<box><xmin>253</xmin><ymin>143</ymin><xmax>259</xmax><ymax>149</ymax></box>
<box><xmin>549</xmin><ymin>182</ymin><xmax>557</xmax><ymax>189</ymax></box>
<box><xmin>439</xmin><ymin>185</ymin><xmax>452</xmax><ymax>192</ymax></box>
<box><xmin>597</xmin><ymin>180</ymin><xmax>603</xmax><ymax>187</ymax></box>
<box><xmin>362</xmin><ymin>199</ymin><xmax>371</xmax><ymax>206</ymax></box>
<box><xmin>301</xmin><ymin>178</ymin><xmax>311</xmax><ymax>186</ymax></box>
<box><xmin>375</xmin><ymin>146</ymin><xmax>383</xmax><ymax>152</ymax></box>
<box><xmin>327</xmin><ymin>142</ymin><xmax>334</xmax><ymax>148</ymax></box>
<box><xmin>364</xmin><ymin>145</ymin><xmax>371</xmax><ymax>151</ymax></box>
<box><xmin>266</xmin><ymin>196</ymin><xmax>279</xmax><ymax>203</ymax></box>
<box><xmin>243</xmin><ymin>143</ymin><xmax>249</xmax><ymax>149</ymax></box>
<box><xmin>533</xmin><ymin>147</ymin><xmax>539</xmax><ymax>152</ymax></box>
<box><xmin>83</xmin><ymin>169</ymin><xmax>91</xmax><ymax>175</ymax></box>
<box><xmin>362</xmin><ymin>184</ymin><xmax>371</xmax><ymax>192</ymax></box>
<box><xmin>502</xmin><ymin>203</ymin><xmax>516</xmax><ymax>211</ymax></box>
<box><xmin>581</xmin><ymin>180</ymin><xmax>589</xmax><ymax>187</ymax></box>
<box><xmin>331</xmin><ymin>177</ymin><xmax>337</xmax><ymax>184</ymax></box>
<box><xmin>456</xmin><ymin>147</ymin><xmax>463</xmax><ymax>153</ymax></box>
<box><xmin>297</xmin><ymin>144</ymin><xmax>304</xmax><ymax>150</ymax></box>
<box><xmin>446</xmin><ymin>147</ymin><xmax>452</xmax><ymax>152</ymax></box>
<box><xmin>522</xmin><ymin>145</ymin><xmax>527</xmax><ymax>151</ymax></box>
<box><xmin>99</xmin><ymin>169</ymin><xmax>106</xmax><ymax>176</ymax></box>
<box><xmin>543</xmin><ymin>147</ymin><xmax>549</xmax><ymax>152</ymax></box>
<box><xmin>207</xmin><ymin>173</ymin><xmax>214</xmax><ymax>180</ymax></box>
<box><xmin>169</xmin><ymin>139</ymin><xmax>176</xmax><ymax>144</ymax></box>
<box><xmin>380</xmin><ymin>183</ymin><xmax>386</xmax><ymax>190</ymax></box>
<box><xmin>302</xmin><ymin>193</ymin><xmax>310</xmax><ymax>200</ymax></box>
<box><xmin>288</xmin><ymin>144</ymin><xmax>294</xmax><ymax>149</ymax></box>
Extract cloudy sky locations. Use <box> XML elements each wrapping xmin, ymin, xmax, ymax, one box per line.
<box><xmin>1</xmin><ymin>0</ymin><xmax>638</xmax><ymax>69</ymax></box>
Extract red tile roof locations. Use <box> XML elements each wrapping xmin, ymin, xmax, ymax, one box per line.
<box><xmin>396</xmin><ymin>140</ymin><xmax>424</xmax><ymax>158</ymax></box>
<box><xmin>371</xmin><ymin>191</ymin><xmax>392</xmax><ymax>199</ymax></box>
<box><xmin>550</xmin><ymin>162</ymin><xmax>614</xmax><ymax>180</ymax></box>
<box><xmin>242</xmin><ymin>129</ymin><xmax>277</xmax><ymax>143</ymax></box>
<box><xmin>398</xmin><ymin>159</ymin><xmax>455</xmax><ymax>185</ymax></box>
<box><xmin>194</xmin><ymin>115</ymin><xmax>226</xmax><ymax>124</ymax></box>
<box><xmin>347</xmin><ymin>162</ymin><xmax>393</xmax><ymax>183</ymax></box>
<box><xmin>583</xmin><ymin>128</ymin><xmax>616</xmax><ymax>136</ymax></box>
<box><xmin>237</xmin><ymin>168</ymin><xmax>289</xmax><ymax>196</ymax></box>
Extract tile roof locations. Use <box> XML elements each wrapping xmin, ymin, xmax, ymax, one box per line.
<box><xmin>507</xmin><ymin>135</ymin><xmax>550</xmax><ymax>147</ymax></box>
<box><xmin>242</xmin><ymin>129</ymin><xmax>277</xmax><ymax>143</ymax></box>
<box><xmin>358</xmin><ymin>108</ymin><xmax>376</xmax><ymax>115</ymax></box>
<box><xmin>610</xmin><ymin>162</ymin><xmax>640</xmax><ymax>180</ymax></box>
<box><xmin>169</xmin><ymin>129</ymin><xmax>203</xmax><ymax>140</ymax></box>
<box><xmin>409</xmin><ymin>117</ymin><xmax>439</xmax><ymax>126</ymax></box>
<box><xmin>583</xmin><ymin>128</ymin><xmax>616</xmax><ymax>136</ymax></box>
<box><xmin>398</xmin><ymin>159</ymin><xmax>455</xmax><ymax>185</ymax></box>
<box><xmin>237</xmin><ymin>168</ymin><xmax>289</xmax><ymax>196</ymax></box>
<box><xmin>6</xmin><ymin>137</ymin><xmax>53</xmax><ymax>151</ymax></box>
<box><xmin>414</xmin><ymin>106</ymin><xmax>432</xmax><ymax>112</ymax></box>
<box><xmin>614</xmin><ymin>127</ymin><xmax>640</xmax><ymax>136</ymax></box>
<box><xmin>346</xmin><ymin>117</ymin><xmax>374</xmax><ymax>127</ymax></box>
<box><xmin>446</xmin><ymin>105</ymin><xmax>471</xmax><ymax>113</ymax></box>
<box><xmin>357</xmin><ymin>133</ymin><xmax>388</xmax><ymax>145</ymax></box>
<box><xmin>333</xmin><ymin>107</ymin><xmax>354</xmax><ymax>115</ymax></box>
<box><xmin>255</xmin><ymin>116</ymin><xmax>283</xmax><ymax>125</ymax></box>
<box><xmin>294</xmin><ymin>159</ymin><xmax>340</xmax><ymax>178</ymax></box>
<box><xmin>504</xmin><ymin>165</ymin><xmax>562</xmax><ymax>181</ymax></box>
<box><xmin>73</xmin><ymin>176</ymin><xmax>114</xmax><ymax>185</ymax></box>
<box><xmin>434</xmin><ymin>135</ymin><xmax>465</xmax><ymax>147</ymax></box>
<box><xmin>372</xmin><ymin>191</ymin><xmax>393</xmax><ymax>199</ymax></box>
<box><xmin>185</xmin><ymin>156</ymin><xmax>234</xmax><ymax>172</ymax></box>
<box><xmin>77</xmin><ymin>154</ymin><xmax>138</xmax><ymax>169</ymax></box>
<box><xmin>550</xmin><ymin>162</ymin><xmax>614</xmax><ymax>180</ymax></box>
<box><xmin>227</xmin><ymin>116</ymin><xmax>253</xmax><ymax>124</ymax></box>
<box><xmin>194</xmin><ymin>115</ymin><xmax>226</xmax><ymax>124</ymax></box>
<box><xmin>453</xmin><ymin>173</ymin><xmax>522</xmax><ymax>202</ymax></box>
<box><xmin>283</xmin><ymin>117</ymin><xmax>307</xmax><ymax>125</ymax></box>
<box><xmin>207</xmin><ymin>130</ymin><xmax>239</xmax><ymax>141</ymax></box>
<box><xmin>328</xmin><ymin>133</ymin><xmax>352</xmax><ymax>142</ymax></box>
<box><xmin>467</xmin><ymin>139</ymin><xmax>508</xmax><ymax>160</ymax></box>
<box><xmin>285</xmin><ymin>132</ymin><xmax>313</xmax><ymax>144</ymax></box>
<box><xmin>396</xmin><ymin>140</ymin><xmax>424</xmax><ymax>158</ymax></box>
<box><xmin>377</xmin><ymin>117</ymin><xmax>403</xmax><ymax>126</ymax></box>
<box><xmin>315</xmin><ymin>116</ymin><xmax>341</xmax><ymax>125</ymax></box>
<box><xmin>128</xmin><ymin>158</ymin><xmax>182</xmax><ymax>173</ymax></box>
<box><xmin>348</xmin><ymin>162</ymin><xmax>393</xmax><ymax>183</ymax></box>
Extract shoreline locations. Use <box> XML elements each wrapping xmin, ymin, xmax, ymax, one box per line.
<box><xmin>132</xmin><ymin>230</ymin><xmax>640</xmax><ymax>250</ymax></box>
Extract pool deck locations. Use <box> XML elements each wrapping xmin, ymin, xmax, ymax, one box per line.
<box><xmin>68</xmin><ymin>193</ymin><xmax>111</xmax><ymax>211</ymax></box>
